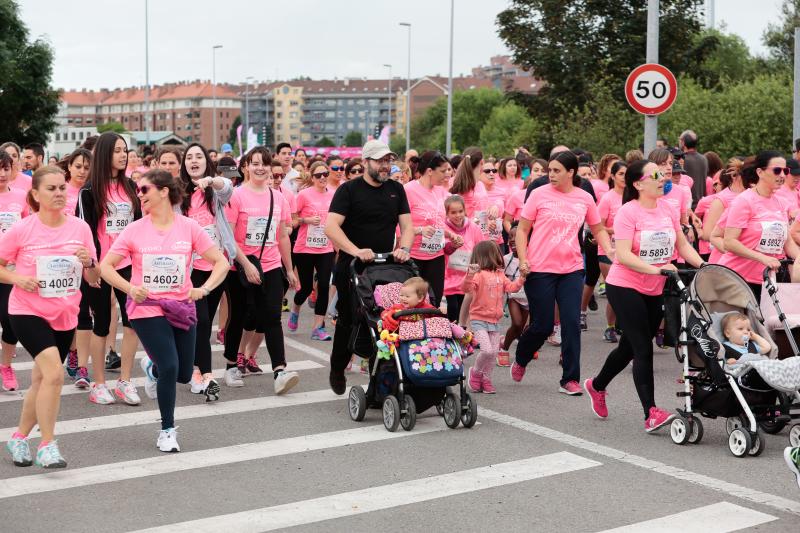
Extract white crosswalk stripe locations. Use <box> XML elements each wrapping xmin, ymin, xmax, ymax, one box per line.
<box><xmin>594</xmin><ymin>502</ymin><xmax>777</xmax><ymax>532</ymax></box>
<box><xmin>12</xmin><ymin>346</ymin><xmax>224</xmax><ymax>372</ymax></box>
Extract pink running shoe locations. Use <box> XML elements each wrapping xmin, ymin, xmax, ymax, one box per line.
<box><xmin>510</xmin><ymin>361</ymin><xmax>526</xmax><ymax>382</ymax></box>
<box><xmin>216</xmin><ymin>329</ymin><xmax>225</xmax><ymax>345</ymax></box>
<box><xmin>236</xmin><ymin>352</ymin><xmax>247</xmax><ymax>375</ymax></box>
<box><xmin>558</xmin><ymin>380</ymin><xmax>583</xmax><ymax>396</ymax></box>
<box><xmin>468</xmin><ymin>367</ymin><xmax>482</xmax><ymax>393</ymax></box>
<box><xmin>0</xmin><ymin>364</ymin><xmax>18</xmax><ymax>392</ymax></box>
<box><xmin>482</xmin><ymin>374</ymin><xmax>496</xmax><ymax>394</ymax></box>
<box><xmin>645</xmin><ymin>406</ymin><xmax>676</xmax><ymax>433</ymax></box>
<box><xmin>583</xmin><ymin>378</ymin><xmax>608</xmax><ymax>418</ymax></box>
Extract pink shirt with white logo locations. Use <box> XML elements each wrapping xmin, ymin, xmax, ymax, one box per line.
<box><xmin>186</xmin><ymin>190</ymin><xmax>223</xmax><ymax>271</ymax></box>
<box><xmin>521</xmin><ymin>185</ymin><xmax>600</xmax><ymax>274</ymax></box>
<box><xmin>226</xmin><ymin>185</ymin><xmax>292</xmax><ymax>273</ymax></box>
<box><xmin>0</xmin><ymin>215</ymin><xmax>96</xmax><ymax>330</ymax></box>
<box><xmin>97</xmin><ymin>183</ymin><xmax>135</xmax><ymax>268</ymax></box>
<box><xmin>65</xmin><ymin>183</ymin><xmax>82</xmax><ymax>217</ymax></box>
<box><xmin>109</xmin><ymin>215</ymin><xmax>215</xmax><ymax>320</ymax></box>
<box><xmin>444</xmin><ymin>218</ymin><xmax>485</xmax><ymax>296</ymax></box>
<box><xmin>0</xmin><ymin>188</ymin><xmax>29</xmax><ymax>236</ymax></box>
<box><xmin>404</xmin><ymin>180</ymin><xmax>447</xmax><ymax>260</ymax></box>
<box><xmin>294</xmin><ymin>187</ymin><xmax>335</xmax><ymax>255</ymax></box>
<box><xmin>597</xmin><ymin>189</ymin><xmax>623</xmax><ymax>257</ymax></box>
<box><xmin>718</xmin><ymin>188</ymin><xmax>791</xmax><ymax>283</ymax></box>
<box><xmin>504</xmin><ymin>188</ymin><xmax>527</xmax><ymax>221</ymax></box>
<box><xmin>605</xmin><ymin>200</ymin><xmax>680</xmax><ymax>296</ymax></box>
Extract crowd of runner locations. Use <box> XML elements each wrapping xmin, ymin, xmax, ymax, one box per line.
<box><xmin>1</xmin><ymin>133</ymin><xmax>798</xmax><ymax>488</ymax></box>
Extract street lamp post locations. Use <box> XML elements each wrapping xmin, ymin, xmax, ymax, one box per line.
<box><xmin>383</xmin><ymin>64</ymin><xmax>392</xmax><ymax>138</ymax></box>
<box><xmin>446</xmin><ymin>0</ymin><xmax>454</xmax><ymax>156</ymax></box>
<box><xmin>144</xmin><ymin>0</ymin><xmax>150</xmax><ymax>148</ymax></box>
<box><xmin>211</xmin><ymin>44</ymin><xmax>222</xmax><ymax>149</ymax></box>
<box><xmin>245</xmin><ymin>76</ymin><xmax>254</xmax><ymax>150</ymax></box>
<box><xmin>399</xmin><ymin>22</ymin><xmax>411</xmax><ymax>154</ymax></box>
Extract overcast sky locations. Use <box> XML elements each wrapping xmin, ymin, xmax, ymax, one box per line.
<box><xmin>18</xmin><ymin>0</ymin><xmax>783</xmax><ymax>91</ymax></box>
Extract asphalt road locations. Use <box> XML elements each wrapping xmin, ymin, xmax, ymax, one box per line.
<box><xmin>1</xmin><ymin>294</ymin><xmax>799</xmax><ymax>532</ymax></box>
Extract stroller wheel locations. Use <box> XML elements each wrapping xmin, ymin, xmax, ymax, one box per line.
<box><xmin>443</xmin><ymin>393</ymin><xmax>460</xmax><ymax>429</ymax></box>
<box><xmin>670</xmin><ymin>416</ymin><xmax>691</xmax><ymax>445</ymax></box>
<box><xmin>728</xmin><ymin>428</ymin><xmax>752</xmax><ymax>458</ymax></box>
<box><xmin>760</xmin><ymin>394</ymin><xmax>790</xmax><ymax>435</ymax></box>
<box><xmin>400</xmin><ymin>394</ymin><xmax>417</xmax><ymax>431</ymax></box>
<box><xmin>348</xmin><ymin>386</ymin><xmax>367</xmax><ymax>422</ymax></box>
<box><xmin>688</xmin><ymin>417</ymin><xmax>704</xmax><ymax>444</ymax></box>
<box><xmin>748</xmin><ymin>431</ymin><xmax>765</xmax><ymax>457</ymax></box>
<box><xmin>435</xmin><ymin>401</ymin><xmax>444</xmax><ymax>417</ymax></box>
<box><xmin>382</xmin><ymin>395</ymin><xmax>401</xmax><ymax>432</ymax></box>
<box><xmin>461</xmin><ymin>393</ymin><xmax>478</xmax><ymax>429</ymax></box>
<box><xmin>725</xmin><ymin>415</ymin><xmax>745</xmax><ymax>436</ymax></box>
<box><xmin>789</xmin><ymin>424</ymin><xmax>800</xmax><ymax>447</ymax></box>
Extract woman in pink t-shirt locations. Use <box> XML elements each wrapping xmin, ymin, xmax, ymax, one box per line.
<box><xmin>449</xmin><ymin>147</ymin><xmax>492</xmax><ymax>220</ymax></box>
<box><xmin>101</xmin><ymin>170</ymin><xmax>228</xmax><ymax>453</ymax></box>
<box><xmin>512</xmin><ymin>151</ymin><xmax>613</xmax><ymax>395</ymax></box>
<box><xmin>478</xmin><ymin>160</ymin><xmax>506</xmax><ymax>248</ymax></box>
<box><xmin>703</xmin><ymin>159</ymin><xmax>746</xmax><ymax>263</ymax></box>
<box><xmin>76</xmin><ymin>133</ymin><xmax>143</xmax><ymax>406</ymax></box>
<box><xmin>179</xmin><ymin>143</ymin><xmax>234</xmax><ymax>401</ymax></box>
<box><xmin>719</xmin><ymin>151</ymin><xmax>800</xmax><ymax>300</ymax></box>
<box><xmin>0</xmin><ymin>151</ymin><xmax>29</xmax><ymax>393</ymax></box>
<box><xmin>495</xmin><ymin>157</ymin><xmax>522</xmax><ymax>202</ymax></box>
<box><xmin>1</xmin><ymin>166</ymin><xmax>100</xmax><ymax>468</ymax></box>
<box><xmin>0</xmin><ymin>142</ymin><xmax>31</xmax><ymax>192</ymax></box>
<box><xmin>585</xmin><ymin>159</ymin><xmax>704</xmax><ymax>432</ymax></box>
<box><xmin>595</xmin><ymin>160</ymin><xmax>627</xmax><ymax>343</ymax></box>
<box><xmin>223</xmin><ymin>147</ymin><xmax>301</xmax><ymax>395</ymax></box>
<box><xmin>288</xmin><ymin>161</ymin><xmax>336</xmax><ymax>339</ymax></box>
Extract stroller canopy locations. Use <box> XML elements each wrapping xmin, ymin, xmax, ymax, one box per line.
<box><xmin>691</xmin><ymin>264</ymin><xmax>764</xmax><ymax>323</ymax></box>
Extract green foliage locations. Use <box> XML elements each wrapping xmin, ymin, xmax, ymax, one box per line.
<box><xmin>478</xmin><ymin>102</ymin><xmax>542</xmax><ymax>157</ymax></box>
<box><xmin>227</xmin><ymin>115</ymin><xmax>241</xmax><ymax>146</ymax></box>
<box><xmin>343</xmin><ymin>131</ymin><xmax>363</xmax><ymax>147</ymax></box>
<box><xmin>0</xmin><ymin>0</ymin><xmax>60</xmax><ymax>144</ymax></box>
<box><xmin>316</xmin><ymin>136</ymin><xmax>335</xmax><ymax>147</ymax></box>
<box><xmin>97</xmin><ymin>121</ymin><xmax>126</xmax><ymax>134</ymax></box>
<box><xmin>763</xmin><ymin>0</ymin><xmax>800</xmax><ymax>68</ymax></box>
<box><xmin>687</xmin><ymin>29</ymin><xmax>761</xmax><ymax>89</ymax></box>
<box><xmin>389</xmin><ymin>134</ymin><xmax>406</xmax><ymax>156</ymax></box>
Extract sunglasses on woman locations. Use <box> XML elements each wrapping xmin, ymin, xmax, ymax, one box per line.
<box><xmin>330</xmin><ymin>166</ymin><xmax>344</xmax><ymax>171</ymax></box>
<box><xmin>313</xmin><ymin>172</ymin><xmax>330</xmax><ymax>178</ymax></box>
<box><xmin>136</xmin><ymin>184</ymin><xmax>154</xmax><ymax>195</ymax></box>
<box><xmin>483</xmin><ymin>168</ymin><xmax>498</xmax><ymax>174</ymax></box>
<box><xmin>349</xmin><ymin>168</ymin><xmax>363</xmax><ymax>175</ymax></box>
<box><xmin>272</xmin><ymin>173</ymin><xmax>285</xmax><ymax>179</ymax></box>
<box><xmin>765</xmin><ymin>166</ymin><xmax>790</xmax><ymax>176</ymax></box>
<box><xmin>639</xmin><ymin>170</ymin><xmax>664</xmax><ymax>182</ymax></box>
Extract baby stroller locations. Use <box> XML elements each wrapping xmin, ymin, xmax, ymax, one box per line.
<box><xmin>665</xmin><ymin>264</ymin><xmax>798</xmax><ymax>457</ymax></box>
<box><xmin>345</xmin><ymin>253</ymin><xmax>477</xmax><ymax>432</ymax></box>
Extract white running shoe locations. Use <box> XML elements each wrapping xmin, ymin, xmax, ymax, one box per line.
<box><xmin>156</xmin><ymin>427</ymin><xmax>180</xmax><ymax>453</ymax></box>
<box><xmin>224</xmin><ymin>367</ymin><xmax>244</xmax><ymax>388</ymax></box>
<box><xmin>140</xmin><ymin>357</ymin><xmax>158</xmax><ymax>399</ymax></box>
<box><xmin>114</xmin><ymin>380</ymin><xmax>141</xmax><ymax>405</ymax></box>
<box><xmin>274</xmin><ymin>370</ymin><xmax>299</xmax><ymax>395</ymax></box>
<box><xmin>89</xmin><ymin>383</ymin><xmax>116</xmax><ymax>405</ymax></box>
<box><xmin>547</xmin><ymin>324</ymin><xmax>562</xmax><ymax>346</ymax></box>
<box><xmin>190</xmin><ymin>369</ymin><xmax>205</xmax><ymax>394</ymax></box>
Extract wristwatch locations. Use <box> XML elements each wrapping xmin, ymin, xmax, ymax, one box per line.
<box><xmin>400</xmin><ymin>246</ymin><xmax>410</xmax><ymax>253</ymax></box>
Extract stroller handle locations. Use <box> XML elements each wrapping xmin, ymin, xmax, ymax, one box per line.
<box><xmin>762</xmin><ymin>258</ymin><xmax>794</xmax><ymax>282</ymax></box>
<box><xmin>659</xmin><ymin>268</ymin><xmax>696</xmax><ymax>279</ymax></box>
<box><xmin>349</xmin><ymin>252</ymin><xmax>416</xmax><ymax>278</ymax></box>
<box><xmin>392</xmin><ymin>308</ymin><xmax>447</xmax><ymax>320</ymax></box>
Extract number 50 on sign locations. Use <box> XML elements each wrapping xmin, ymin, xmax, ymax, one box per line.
<box><xmin>625</xmin><ymin>63</ymin><xmax>678</xmax><ymax>116</ymax></box>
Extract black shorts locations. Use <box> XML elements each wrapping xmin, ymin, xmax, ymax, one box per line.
<box><xmin>9</xmin><ymin>315</ymin><xmax>75</xmax><ymax>362</ymax></box>
<box><xmin>598</xmin><ymin>255</ymin><xmax>613</xmax><ymax>265</ymax></box>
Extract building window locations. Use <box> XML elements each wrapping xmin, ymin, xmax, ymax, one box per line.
<box><xmin>289</xmin><ymin>100</ymin><xmax>299</xmax><ymax>106</ymax></box>
<box><xmin>276</xmin><ymin>112</ymin><xmax>282</xmax><ymax>119</ymax></box>
<box><xmin>71</xmin><ymin>132</ymin><xmax>76</xmax><ymax>141</ymax></box>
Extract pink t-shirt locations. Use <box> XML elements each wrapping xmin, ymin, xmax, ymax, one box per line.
<box><xmin>657</xmin><ymin>185</ymin><xmax>689</xmax><ymax>222</ymax></box>
<box><xmin>589</xmin><ymin>179</ymin><xmax>609</xmax><ymax>203</ymax></box>
<box><xmin>280</xmin><ymin>184</ymin><xmax>297</xmax><ymax>214</ymax></box>
<box><xmin>65</xmin><ymin>183</ymin><xmax>82</xmax><ymax>217</ymax></box>
<box><xmin>10</xmin><ymin>173</ymin><xmax>32</xmax><ymax>192</ymax></box>
<box><xmin>481</xmin><ymin>184</ymin><xmax>506</xmax><ymax>243</ymax></box>
<box><xmin>718</xmin><ymin>188</ymin><xmax>791</xmax><ymax>283</ymax></box>
<box><xmin>186</xmin><ymin>190</ymin><xmax>223</xmax><ymax>271</ymax></box>
<box><xmin>294</xmin><ymin>187</ymin><xmax>335</xmax><ymax>255</ymax></box>
<box><xmin>596</xmin><ymin>189</ymin><xmax>623</xmax><ymax>256</ymax></box>
<box><xmin>444</xmin><ymin>219</ymin><xmax>485</xmax><ymax>296</ymax></box>
<box><xmin>97</xmin><ymin>183</ymin><xmax>135</xmax><ymax>267</ymax></box>
<box><xmin>0</xmin><ymin>215</ymin><xmax>96</xmax><ymax>330</ymax></box>
<box><xmin>504</xmin><ymin>188</ymin><xmax>527</xmax><ymax>221</ymax></box>
<box><xmin>676</xmin><ymin>174</ymin><xmax>693</xmax><ymax>191</ymax></box>
<box><xmin>521</xmin><ymin>185</ymin><xmax>600</xmax><ymax>274</ymax></box>
<box><xmin>453</xmin><ymin>181</ymin><xmax>488</xmax><ymax>218</ymax></box>
<box><xmin>774</xmin><ymin>186</ymin><xmax>800</xmax><ymax>219</ymax></box>
<box><xmin>109</xmin><ymin>215</ymin><xmax>215</xmax><ymax>320</ymax></box>
<box><xmin>706</xmin><ymin>176</ymin><xmax>714</xmax><ymax>196</ymax></box>
<box><xmin>605</xmin><ymin>201</ymin><xmax>680</xmax><ymax>296</ymax></box>
<box><xmin>404</xmin><ymin>180</ymin><xmax>447</xmax><ymax>260</ymax></box>
<box><xmin>226</xmin><ymin>186</ymin><xmax>292</xmax><ymax>273</ymax></box>
<box><xmin>0</xmin><ymin>188</ymin><xmax>29</xmax><ymax>235</ymax></box>
<box><xmin>709</xmin><ymin>209</ymin><xmax>730</xmax><ymax>265</ymax></box>
<box><xmin>693</xmin><ymin>194</ymin><xmax>714</xmax><ymax>256</ymax></box>
<box><xmin>494</xmin><ymin>178</ymin><xmax>522</xmax><ymax>203</ymax></box>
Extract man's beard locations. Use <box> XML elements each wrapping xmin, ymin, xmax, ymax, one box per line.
<box><xmin>368</xmin><ymin>167</ymin><xmax>389</xmax><ymax>182</ymax></box>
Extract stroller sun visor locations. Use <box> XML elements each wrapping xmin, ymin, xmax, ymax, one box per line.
<box><xmin>692</xmin><ymin>265</ymin><xmax>764</xmax><ymax>323</ymax></box>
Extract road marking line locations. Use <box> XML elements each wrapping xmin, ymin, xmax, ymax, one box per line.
<box><xmin>0</xmin><ymin>418</ymin><xmax>455</xmax><ymax>499</ymax></box>
<box><xmin>283</xmin><ymin>336</ymin><xmax>331</xmax><ymax>362</ymax></box>
<box><xmin>129</xmin><ymin>451</ymin><xmax>600</xmax><ymax>533</ymax></box>
<box><xmin>480</xmin><ymin>408</ymin><xmax>800</xmax><ymax>517</ymax></box>
<box><xmin>0</xmin><ymin>360</ymin><xmax>323</xmax><ymax>404</ymax></box>
<box><xmin>0</xmin><ymin>388</ymin><xmax>341</xmax><ymax>442</ymax></box>
<box><xmin>13</xmin><ymin>346</ymin><xmax>224</xmax><ymax>372</ymax></box>
<box><xmin>594</xmin><ymin>502</ymin><xmax>777</xmax><ymax>532</ymax></box>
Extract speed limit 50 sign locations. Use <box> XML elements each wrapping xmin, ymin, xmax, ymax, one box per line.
<box><xmin>625</xmin><ymin>63</ymin><xmax>678</xmax><ymax>115</ymax></box>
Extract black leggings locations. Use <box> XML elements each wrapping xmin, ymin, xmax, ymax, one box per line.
<box><xmin>293</xmin><ymin>252</ymin><xmax>334</xmax><ymax>316</ymax></box>
<box><xmin>584</xmin><ymin>242</ymin><xmax>601</xmax><ymax>287</ymax></box>
<box><xmin>446</xmin><ymin>294</ymin><xmax>464</xmax><ymax>323</ymax></box>
<box><xmin>131</xmin><ymin>316</ymin><xmax>196</xmax><ymax>430</ymax></box>
<box><xmin>191</xmin><ymin>269</ymin><xmax>226</xmax><ymax>374</ymax></box>
<box><xmin>85</xmin><ymin>265</ymin><xmax>132</xmax><ymax>336</ymax></box>
<box><xmin>592</xmin><ymin>284</ymin><xmax>664</xmax><ymax>418</ymax></box>
<box><xmin>76</xmin><ymin>280</ymin><xmax>93</xmax><ymax>331</ymax></box>
<box><xmin>10</xmin><ymin>315</ymin><xmax>74</xmax><ymax>362</ymax></box>
<box><xmin>414</xmin><ymin>255</ymin><xmax>445</xmax><ymax>307</ymax></box>
<box><xmin>0</xmin><ymin>283</ymin><xmax>18</xmax><ymax>345</ymax></box>
<box><xmin>223</xmin><ymin>268</ymin><xmax>286</xmax><ymax>368</ymax></box>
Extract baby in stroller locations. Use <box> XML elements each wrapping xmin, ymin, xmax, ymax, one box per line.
<box><xmin>721</xmin><ymin>312</ymin><xmax>771</xmax><ymax>366</ymax></box>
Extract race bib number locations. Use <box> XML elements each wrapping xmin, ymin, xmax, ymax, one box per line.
<box><xmin>638</xmin><ymin>229</ymin><xmax>675</xmax><ymax>265</ymax></box>
<box><xmin>476</xmin><ymin>211</ymin><xmax>501</xmax><ymax>238</ymax></box>
<box><xmin>105</xmin><ymin>202</ymin><xmax>133</xmax><ymax>234</ymax></box>
<box><xmin>142</xmin><ymin>254</ymin><xmax>186</xmax><ymax>293</ymax></box>
<box><xmin>305</xmin><ymin>225</ymin><xmax>328</xmax><ymax>249</ymax></box>
<box><xmin>757</xmin><ymin>221</ymin><xmax>787</xmax><ymax>255</ymax></box>
<box><xmin>0</xmin><ymin>212</ymin><xmax>21</xmax><ymax>234</ymax></box>
<box><xmin>420</xmin><ymin>228</ymin><xmax>445</xmax><ymax>254</ymax></box>
<box><xmin>36</xmin><ymin>256</ymin><xmax>81</xmax><ymax>298</ymax></box>
<box><xmin>245</xmin><ymin>216</ymin><xmax>277</xmax><ymax>247</ymax></box>
<box><xmin>449</xmin><ymin>249</ymin><xmax>470</xmax><ymax>272</ymax></box>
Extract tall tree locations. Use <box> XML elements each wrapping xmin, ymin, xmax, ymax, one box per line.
<box><xmin>763</xmin><ymin>0</ymin><xmax>800</xmax><ymax>68</ymax></box>
<box><xmin>497</xmin><ymin>0</ymin><xmax>706</xmax><ymax>117</ymax></box>
<box><xmin>343</xmin><ymin>131</ymin><xmax>363</xmax><ymax>147</ymax></box>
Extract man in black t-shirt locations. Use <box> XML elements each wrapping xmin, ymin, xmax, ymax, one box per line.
<box><xmin>325</xmin><ymin>140</ymin><xmax>413</xmax><ymax>394</ymax></box>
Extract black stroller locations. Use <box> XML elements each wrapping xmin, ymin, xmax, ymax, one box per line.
<box><xmin>345</xmin><ymin>253</ymin><xmax>477</xmax><ymax>432</ymax></box>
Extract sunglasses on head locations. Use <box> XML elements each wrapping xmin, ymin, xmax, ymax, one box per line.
<box><xmin>313</xmin><ymin>171</ymin><xmax>330</xmax><ymax>178</ymax></box>
<box><xmin>349</xmin><ymin>167</ymin><xmax>363</xmax><ymax>174</ymax></box>
<box><xmin>330</xmin><ymin>166</ymin><xmax>344</xmax><ymax>171</ymax></box>
<box><xmin>483</xmin><ymin>168</ymin><xmax>498</xmax><ymax>174</ymax></box>
<box><xmin>764</xmin><ymin>166</ymin><xmax>790</xmax><ymax>176</ymax></box>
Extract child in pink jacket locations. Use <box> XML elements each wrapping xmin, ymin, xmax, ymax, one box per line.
<box><xmin>462</xmin><ymin>241</ymin><xmax>525</xmax><ymax>394</ymax></box>
<box><xmin>443</xmin><ymin>194</ymin><xmax>485</xmax><ymax>323</ymax></box>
